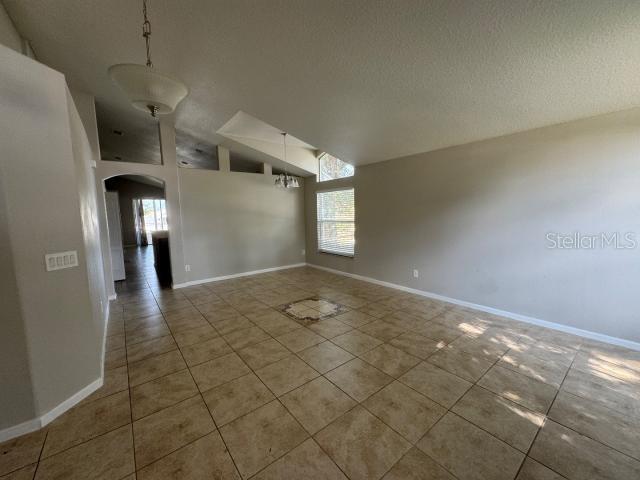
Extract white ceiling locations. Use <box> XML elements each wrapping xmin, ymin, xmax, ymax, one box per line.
<box><xmin>5</xmin><ymin>0</ymin><xmax>640</xmax><ymax>166</ymax></box>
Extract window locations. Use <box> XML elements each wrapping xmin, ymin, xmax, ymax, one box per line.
<box><xmin>142</xmin><ymin>198</ymin><xmax>168</xmax><ymax>232</ymax></box>
<box><xmin>316</xmin><ymin>188</ymin><xmax>355</xmax><ymax>257</ymax></box>
<box><xmin>318</xmin><ymin>153</ymin><xmax>354</xmax><ymax>182</ymax></box>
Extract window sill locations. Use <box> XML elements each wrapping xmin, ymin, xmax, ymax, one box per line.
<box><xmin>318</xmin><ymin>250</ymin><xmax>354</xmax><ymax>259</ymax></box>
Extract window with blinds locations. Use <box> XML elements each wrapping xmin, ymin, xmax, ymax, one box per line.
<box><xmin>316</xmin><ymin>188</ymin><xmax>355</xmax><ymax>257</ymax></box>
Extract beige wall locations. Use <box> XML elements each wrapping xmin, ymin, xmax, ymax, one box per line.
<box><xmin>306</xmin><ymin>108</ymin><xmax>640</xmax><ymax>344</ymax></box>
<box><xmin>179</xmin><ymin>169</ymin><xmax>306</xmax><ymax>282</ymax></box>
<box><xmin>0</xmin><ymin>1</ymin><xmax>21</xmax><ymax>53</ymax></box>
<box><xmin>0</xmin><ymin>45</ymin><xmax>105</xmax><ymax>433</ymax></box>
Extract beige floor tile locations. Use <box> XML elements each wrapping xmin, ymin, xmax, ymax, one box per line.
<box><xmin>237</xmin><ymin>338</ymin><xmax>291</xmax><ymax>370</ymax></box>
<box><xmin>203</xmin><ymin>373</ymin><xmax>274</xmax><ymax>426</ymax></box>
<box><xmin>253</xmin><ymin>313</ymin><xmax>302</xmax><ymax>337</ymax></box>
<box><xmin>133</xmin><ymin>395</ymin><xmax>215</xmax><ymax>468</ymax></box>
<box><xmin>165</xmin><ymin>312</ymin><xmax>210</xmax><ymax>334</ymax></box>
<box><xmin>411</xmin><ymin>322</ymin><xmax>462</xmax><ymax>345</ymax></box>
<box><xmin>529</xmin><ymin>420</ymin><xmax>640</xmax><ymax>480</ymax></box>
<box><xmin>427</xmin><ymin>346</ymin><xmax>494</xmax><ymax>382</ymax></box>
<box><xmin>331</xmin><ymin>331</ymin><xmax>383</xmax><ymax>355</ymax></box>
<box><xmin>358</xmin><ymin>303</ymin><xmax>394</xmax><ymax>319</ymax></box>
<box><xmin>126</xmin><ymin>323</ymin><xmax>171</xmax><ymax>346</ymax></box>
<box><xmin>572</xmin><ymin>351</ymin><xmax>640</xmax><ymax>385</ymax></box>
<box><xmin>128</xmin><ymin>349</ymin><xmax>187</xmax><ymax>387</ymax></box>
<box><xmin>382</xmin><ymin>447</ymin><xmax>455</xmax><ymax>480</ymax></box>
<box><xmin>189</xmin><ymin>351</ymin><xmax>251</xmax><ymax>392</ymax></box>
<box><xmin>84</xmin><ymin>365</ymin><xmax>128</xmax><ymax>403</ymax></box>
<box><xmin>210</xmin><ymin>315</ymin><xmax>253</xmax><ymax>335</ymax></box>
<box><xmin>256</xmin><ymin>355</ymin><xmax>319</xmax><ymax>396</ymax></box>
<box><xmin>0</xmin><ymin>429</ymin><xmax>46</xmax><ymax>476</ymax></box>
<box><xmin>307</xmin><ymin>318</ymin><xmax>353</xmax><ymax>338</ymax></box>
<box><xmin>220</xmin><ymin>400</ymin><xmax>309</xmax><ymax>479</ymax></box>
<box><xmin>125</xmin><ymin>313</ymin><xmax>165</xmax><ymax>334</ymax></box>
<box><xmin>298</xmin><ymin>341</ymin><xmax>355</xmax><ymax>373</ymax></box>
<box><xmin>389</xmin><ymin>332</ymin><xmax>444</xmax><ymax>359</ymax></box>
<box><xmin>561</xmin><ymin>367</ymin><xmax>640</xmax><ymax>418</ymax></box>
<box><xmin>334</xmin><ymin>310</ymin><xmax>376</xmax><ymax>328</ymax></box>
<box><xmin>325</xmin><ymin>358</ymin><xmax>393</xmax><ymax>402</ymax></box>
<box><xmin>126</xmin><ymin>335</ymin><xmax>176</xmax><ymax>363</ymax></box>
<box><xmin>252</xmin><ymin>438</ymin><xmax>346</xmax><ymax>480</ymax></box>
<box><xmin>511</xmin><ymin>340</ymin><xmax>577</xmax><ymax>365</ymax></box>
<box><xmin>34</xmin><ymin>425</ymin><xmax>134</xmax><ymax>480</ymax></box>
<box><xmin>172</xmin><ymin>324</ymin><xmax>219</xmax><ymax>349</ymax></box>
<box><xmin>579</xmin><ymin>340</ymin><xmax>640</xmax><ymax>373</ymax></box>
<box><xmin>399</xmin><ymin>362</ymin><xmax>472</xmax><ymax>408</ymax></box>
<box><xmin>42</xmin><ymin>390</ymin><xmax>130</xmax><ymax>457</ymax></box>
<box><xmin>180</xmin><ymin>337</ymin><xmax>232</xmax><ymax>367</ymax></box>
<box><xmin>498</xmin><ymin>351</ymin><xmax>569</xmax><ymax>388</ymax></box>
<box><xmin>548</xmin><ymin>391</ymin><xmax>640</xmax><ymax>460</ymax></box>
<box><xmin>315</xmin><ymin>406</ymin><xmax>411</xmax><ymax>480</ymax></box>
<box><xmin>364</xmin><ymin>381</ymin><xmax>446</xmax><ymax>443</ymax></box>
<box><xmin>516</xmin><ymin>457</ymin><xmax>566</xmax><ymax>480</ymax></box>
<box><xmin>1</xmin><ymin>464</ymin><xmax>37</xmax><ymax>480</ymax></box>
<box><xmin>452</xmin><ymin>386</ymin><xmax>544</xmax><ymax>452</ymax></box>
<box><xmin>276</xmin><ymin>328</ymin><xmax>325</xmax><ymax>353</ymax></box>
<box><xmin>358</xmin><ymin>320</ymin><xmax>406</xmax><ymax>342</ymax></box>
<box><xmin>360</xmin><ymin>344</ymin><xmax>421</xmax><ymax>377</ymax></box>
<box><xmin>105</xmin><ymin>333</ymin><xmax>125</xmax><ymax>353</ymax></box>
<box><xmin>104</xmin><ymin>346</ymin><xmax>127</xmax><ymax>371</ymax></box>
<box><xmin>281</xmin><ymin>377</ymin><xmax>356</xmax><ymax>434</ymax></box>
<box><xmin>137</xmin><ymin>431</ymin><xmax>240</xmax><ymax>479</ymax></box>
<box><xmin>131</xmin><ymin>369</ymin><xmax>198</xmax><ymax>420</ymax></box>
<box><xmin>418</xmin><ymin>413</ymin><xmax>524</xmax><ymax>480</ymax></box>
<box><xmin>224</xmin><ymin>326</ymin><xmax>270</xmax><ymax>350</ymax></box>
<box><xmin>448</xmin><ymin>334</ymin><xmax>510</xmax><ymax>361</ymax></box>
<box><xmin>479</xmin><ymin>365</ymin><xmax>558</xmax><ymax>413</ymax></box>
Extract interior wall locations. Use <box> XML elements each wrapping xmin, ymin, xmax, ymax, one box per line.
<box><xmin>105</xmin><ymin>177</ymin><xmax>165</xmax><ymax>246</ymax></box>
<box><xmin>179</xmin><ymin>169</ymin><xmax>306</xmax><ymax>282</ymax></box>
<box><xmin>306</xmin><ymin>108</ymin><xmax>640</xmax><ymax>344</ymax></box>
<box><xmin>70</xmin><ymin>89</ymin><xmax>115</xmax><ymax>299</ymax></box>
<box><xmin>0</xmin><ymin>1</ymin><xmax>21</xmax><ymax>53</ymax></box>
<box><xmin>0</xmin><ymin>44</ymin><xmax>103</xmax><ymax>430</ymax></box>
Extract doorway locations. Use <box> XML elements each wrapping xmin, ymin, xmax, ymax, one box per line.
<box><xmin>104</xmin><ymin>175</ymin><xmax>171</xmax><ymax>292</ymax></box>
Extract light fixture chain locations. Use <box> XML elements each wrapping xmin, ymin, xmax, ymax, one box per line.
<box><xmin>142</xmin><ymin>0</ymin><xmax>153</xmax><ymax>67</ymax></box>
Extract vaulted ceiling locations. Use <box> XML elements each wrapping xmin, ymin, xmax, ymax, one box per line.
<box><xmin>5</xmin><ymin>0</ymin><xmax>640</xmax><ymax>166</ymax></box>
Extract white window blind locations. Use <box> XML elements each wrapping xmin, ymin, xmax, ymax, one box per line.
<box><xmin>316</xmin><ymin>188</ymin><xmax>355</xmax><ymax>257</ymax></box>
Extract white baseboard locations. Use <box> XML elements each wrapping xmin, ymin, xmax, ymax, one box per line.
<box><xmin>306</xmin><ymin>263</ymin><xmax>640</xmax><ymax>352</ymax></box>
<box><xmin>0</xmin><ymin>377</ymin><xmax>103</xmax><ymax>443</ymax></box>
<box><xmin>173</xmin><ymin>263</ymin><xmax>307</xmax><ymax>289</ymax></box>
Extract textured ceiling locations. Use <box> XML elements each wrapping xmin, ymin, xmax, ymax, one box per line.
<box><xmin>6</xmin><ymin>0</ymin><xmax>640</xmax><ymax>166</ymax></box>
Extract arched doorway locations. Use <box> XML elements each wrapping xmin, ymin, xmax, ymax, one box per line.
<box><xmin>103</xmin><ymin>174</ymin><xmax>171</xmax><ymax>292</ymax></box>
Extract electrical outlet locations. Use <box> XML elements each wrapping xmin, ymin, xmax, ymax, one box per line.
<box><xmin>413</xmin><ymin>269</ymin><xmax>419</xmax><ymax>279</ymax></box>
<box><xmin>185</xmin><ymin>264</ymin><xmax>191</xmax><ymax>272</ymax></box>
<box><xmin>302</xmin><ymin>249</ymin><xmax>306</xmax><ymax>256</ymax></box>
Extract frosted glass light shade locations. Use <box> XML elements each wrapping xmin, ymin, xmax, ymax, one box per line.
<box><xmin>108</xmin><ymin>63</ymin><xmax>188</xmax><ymax>115</ymax></box>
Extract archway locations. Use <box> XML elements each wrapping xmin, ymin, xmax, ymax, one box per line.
<box><xmin>103</xmin><ymin>174</ymin><xmax>171</xmax><ymax>292</ymax></box>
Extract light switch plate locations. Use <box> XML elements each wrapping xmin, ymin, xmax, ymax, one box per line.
<box><xmin>45</xmin><ymin>251</ymin><xmax>79</xmax><ymax>271</ymax></box>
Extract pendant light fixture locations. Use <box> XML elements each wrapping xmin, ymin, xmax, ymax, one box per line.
<box><xmin>109</xmin><ymin>0</ymin><xmax>188</xmax><ymax>117</ymax></box>
<box><xmin>275</xmin><ymin>132</ymin><xmax>300</xmax><ymax>188</ymax></box>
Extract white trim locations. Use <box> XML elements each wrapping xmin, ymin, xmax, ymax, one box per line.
<box><xmin>306</xmin><ymin>263</ymin><xmax>640</xmax><ymax>352</ymax></box>
<box><xmin>0</xmin><ymin>377</ymin><xmax>103</xmax><ymax>443</ymax></box>
<box><xmin>172</xmin><ymin>263</ymin><xmax>307</xmax><ymax>289</ymax></box>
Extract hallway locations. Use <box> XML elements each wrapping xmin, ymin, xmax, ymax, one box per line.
<box><xmin>115</xmin><ymin>246</ymin><xmax>168</xmax><ymax>296</ymax></box>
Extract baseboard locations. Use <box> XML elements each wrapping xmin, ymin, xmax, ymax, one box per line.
<box><xmin>306</xmin><ymin>263</ymin><xmax>640</xmax><ymax>352</ymax></box>
<box><xmin>173</xmin><ymin>263</ymin><xmax>307</xmax><ymax>289</ymax></box>
<box><xmin>0</xmin><ymin>377</ymin><xmax>103</xmax><ymax>443</ymax></box>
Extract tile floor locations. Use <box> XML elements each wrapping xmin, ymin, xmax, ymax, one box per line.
<box><xmin>2</xmin><ymin>247</ymin><xmax>640</xmax><ymax>479</ymax></box>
